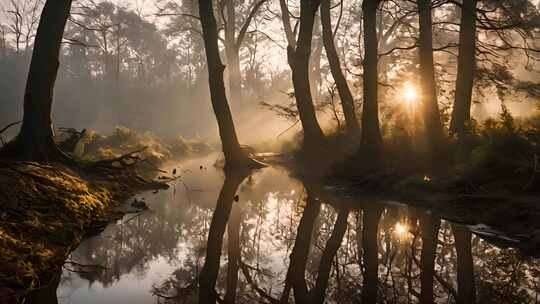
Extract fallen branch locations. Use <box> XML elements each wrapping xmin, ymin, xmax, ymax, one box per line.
<box><xmin>91</xmin><ymin>147</ymin><xmax>148</xmax><ymax>169</ymax></box>
<box><xmin>240</xmin><ymin>261</ymin><xmax>279</xmax><ymax>304</ymax></box>
<box><xmin>0</xmin><ymin>121</ymin><xmax>21</xmax><ymax>136</ymax></box>
<box><xmin>0</xmin><ymin>121</ymin><xmax>22</xmax><ymax>146</ymax></box>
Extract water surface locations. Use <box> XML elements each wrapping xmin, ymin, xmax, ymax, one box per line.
<box><xmin>55</xmin><ymin>154</ymin><xmax>540</xmax><ymax>303</ymax></box>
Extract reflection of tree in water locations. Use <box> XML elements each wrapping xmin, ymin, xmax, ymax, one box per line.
<box><xmin>64</xmin><ymin>185</ymin><xmax>215</xmax><ymax>287</ymax></box>
<box><xmin>144</xmin><ymin>171</ymin><xmax>540</xmax><ymax>303</ymax></box>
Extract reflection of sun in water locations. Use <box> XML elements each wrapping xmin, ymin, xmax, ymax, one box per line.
<box><xmin>394</xmin><ymin>222</ymin><xmax>409</xmax><ymax>238</ymax></box>
<box><xmin>403</xmin><ymin>82</ymin><xmax>418</xmax><ymax>104</ymax></box>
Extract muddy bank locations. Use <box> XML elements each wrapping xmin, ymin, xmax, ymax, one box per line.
<box><xmin>0</xmin><ymin>161</ymin><xmax>167</xmax><ymax>303</ymax></box>
<box><xmin>323</xmin><ymin>172</ymin><xmax>540</xmax><ymax>257</ymax></box>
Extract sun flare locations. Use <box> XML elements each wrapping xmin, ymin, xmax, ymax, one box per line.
<box><xmin>394</xmin><ymin>222</ymin><xmax>409</xmax><ymax>238</ymax></box>
<box><xmin>403</xmin><ymin>82</ymin><xmax>418</xmax><ymax>103</ymax></box>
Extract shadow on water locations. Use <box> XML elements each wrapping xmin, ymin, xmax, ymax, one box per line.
<box><xmin>46</xmin><ymin>155</ymin><xmax>539</xmax><ymax>304</ymax></box>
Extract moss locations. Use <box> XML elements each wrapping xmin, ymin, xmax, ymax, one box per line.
<box><xmin>0</xmin><ymin>162</ymin><xmax>124</xmax><ymax>302</ymax></box>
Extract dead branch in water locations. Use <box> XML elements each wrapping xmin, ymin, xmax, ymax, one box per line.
<box><xmin>0</xmin><ymin>121</ymin><xmax>22</xmax><ymax>135</ymax></box>
<box><xmin>0</xmin><ymin>121</ymin><xmax>22</xmax><ymax>146</ymax></box>
<box><xmin>91</xmin><ymin>146</ymin><xmax>148</xmax><ymax>169</ymax></box>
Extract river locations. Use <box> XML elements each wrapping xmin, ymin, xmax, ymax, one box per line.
<box><xmin>50</xmin><ymin>154</ymin><xmax>540</xmax><ymax>303</ymax></box>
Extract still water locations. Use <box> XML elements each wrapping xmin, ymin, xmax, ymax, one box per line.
<box><xmin>54</xmin><ymin>154</ymin><xmax>539</xmax><ymax>303</ymax></box>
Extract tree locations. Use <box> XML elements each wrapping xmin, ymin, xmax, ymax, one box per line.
<box><xmin>418</xmin><ymin>0</ymin><xmax>444</xmax><ymax>155</ymax></box>
<box><xmin>449</xmin><ymin>0</ymin><xmax>477</xmax><ymax>136</ymax></box>
<box><xmin>320</xmin><ymin>0</ymin><xmax>360</xmax><ymax>134</ymax></box>
<box><xmin>360</xmin><ymin>0</ymin><xmax>383</xmax><ymax>155</ymax></box>
<box><xmin>219</xmin><ymin>0</ymin><xmax>267</xmax><ymax>106</ymax></box>
<box><xmin>279</xmin><ymin>0</ymin><xmax>325</xmax><ymax>149</ymax></box>
<box><xmin>0</xmin><ymin>0</ymin><xmax>73</xmax><ymax>161</ymax></box>
<box><xmin>198</xmin><ymin>0</ymin><xmax>262</xmax><ymax>168</ymax></box>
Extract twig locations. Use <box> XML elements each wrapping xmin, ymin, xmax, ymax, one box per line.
<box><xmin>0</xmin><ymin>121</ymin><xmax>22</xmax><ymax>136</ymax></box>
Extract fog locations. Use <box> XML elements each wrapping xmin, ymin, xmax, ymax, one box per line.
<box><xmin>0</xmin><ymin>0</ymin><xmax>538</xmax><ymax>150</ymax></box>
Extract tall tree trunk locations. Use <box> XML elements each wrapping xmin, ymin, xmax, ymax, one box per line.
<box><xmin>198</xmin><ymin>0</ymin><xmax>260</xmax><ymax>168</ymax></box>
<box><xmin>452</xmin><ymin>224</ymin><xmax>476</xmax><ymax>304</ymax></box>
<box><xmin>321</xmin><ymin>0</ymin><xmax>360</xmax><ymax>134</ymax></box>
<box><xmin>0</xmin><ymin>0</ymin><xmax>73</xmax><ymax>161</ymax></box>
<box><xmin>290</xmin><ymin>0</ymin><xmax>325</xmax><ymax>148</ymax></box>
<box><xmin>450</xmin><ymin>0</ymin><xmax>477</xmax><ymax>135</ymax></box>
<box><xmin>418</xmin><ymin>0</ymin><xmax>444</xmax><ymax>154</ymax></box>
<box><xmin>361</xmin><ymin>205</ymin><xmax>382</xmax><ymax>304</ymax></box>
<box><xmin>224</xmin><ymin>0</ymin><xmax>243</xmax><ymax>106</ymax></box>
<box><xmin>419</xmin><ymin>213</ymin><xmax>440</xmax><ymax>304</ymax></box>
<box><xmin>360</xmin><ymin>0</ymin><xmax>383</xmax><ymax>155</ymax></box>
<box><xmin>310</xmin><ymin>15</ymin><xmax>323</xmax><ymax>102</ymax></box>
<box><xmin>198</xmin><ymin>170</ymin><xmax>250</xmax><ymax>304</ymax></box>
<box><xmin>226</xmin><ymin>48</ymin><xmax>243</xmax><ymax>106</ymax></box>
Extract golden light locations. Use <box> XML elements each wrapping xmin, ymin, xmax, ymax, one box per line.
<box><xmin>394</xmin><ymin>222</ymin><xmax>409</xmax><ymax>238</ymax></box>
<box><xmin>402</xmin><ymin>82</ymin><xmax>418</xmax><ymax>104</ymax></box>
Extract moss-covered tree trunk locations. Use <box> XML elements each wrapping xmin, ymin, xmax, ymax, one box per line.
<box><xmin>450</xmin><ymin>0</ymin><xmax>477</xmax><ymax>136</ymax></box>
<box><xmin>0</xmin><ymin>0</ymin><xmax>73</xmax><ymax>161</ymax></box>
<box><xmin>320</xmin><ymin>0</ymin><xmax>360</xmax><ymax>134</ymax></box>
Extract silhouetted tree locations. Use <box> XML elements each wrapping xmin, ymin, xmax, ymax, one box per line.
<box><xmin>198</xmin><ymin>0</ymin><xmax>262</xmax><ymax>168</ymax></box>
<box><xmin>417</xmin><ymin>0</ymin><xmax>444</xmax><ymax>156</ymax></box>
<box><xmin>320</xmin><ymin>0</ymin><xmax>360</xmax><ymax>134</ymax></box>
<box><xmin>450</xmin><ymin>0</ymin><xmax>477</xmax><ymax>136</ymax></box>
<box><xmin>279</xmin><ymin>0</ymin><xmax>325</xmax><ymax>149</ymax></box>
<box><xmin>360</xmin><ymin>0</ymin><xmax>383</xmax><ymax>157</ymax></box>
<box><xmin>0</xmin><ymin>0</ymin><xmax>73</xmax><ymax>161</ymax></box>
<box><xmin>220</xmin><ymin>0</ymin><xmax>267</xmax><ymax>106</ymax></box>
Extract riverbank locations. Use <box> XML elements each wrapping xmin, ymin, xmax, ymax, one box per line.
<box><xmin>0</xmin><ymin>160</ymin><xmax>167</xmax><ymax>302</ymax></box>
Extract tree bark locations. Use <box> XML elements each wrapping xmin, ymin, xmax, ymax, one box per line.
<box><xmin>452</xmin><ymin>224</ymin><xmax>476</xmax><ymax>304</ymax></box>
<box><xmin>418</xmin><ymin>0</ymin><xmax>444</xmax><ymax>154</ymax></box>
<box><xmin>0</xmin><ymin>0</ymin><xmax>73</xmax><ymax>161</ymax></box>
<box><xmin>450</xmin><ymin>0</ymin><xmax>477</xmax><ymax>136</ymax></box>
<box><xmin>360</xmin><ymin>0</ymin><xmax>383</xmax><ymax>155</ymax></box>
<box><xmin>321</xmin><ymin>0</ymin><xmax>360</xmax><ymax>134</ymax></box>
<box><xmin>198</xmin><ymin>0</ymin><xmax>260</xmax><ymax>168</ymax></box>
<box><xmin>288</xmin><ymin>0</ymin><xmax>326</xmax><ymax>149</ymax></box>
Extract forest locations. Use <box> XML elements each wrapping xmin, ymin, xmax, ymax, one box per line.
<box><xmin>0</xmin><ymin>0</ymin><xmax>539</xmax><ymax>303</ymax></box>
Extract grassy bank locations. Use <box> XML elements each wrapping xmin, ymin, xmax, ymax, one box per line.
<box><xmin>0</xmin><ymin>161</ymin><xmax>166</xmax><ymax>302</ymax></box>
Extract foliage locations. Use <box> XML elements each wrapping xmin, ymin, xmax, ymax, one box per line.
<box><xmin>453</xmin><ymin>106</ymin><xmax>540</xmax><ymax>194</ymax></box>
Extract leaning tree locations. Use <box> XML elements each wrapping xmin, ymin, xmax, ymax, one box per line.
<box><xmin>198</xmin><ymin>0</ymin><xmax>263</xmax><ymax>168</ymax></box>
